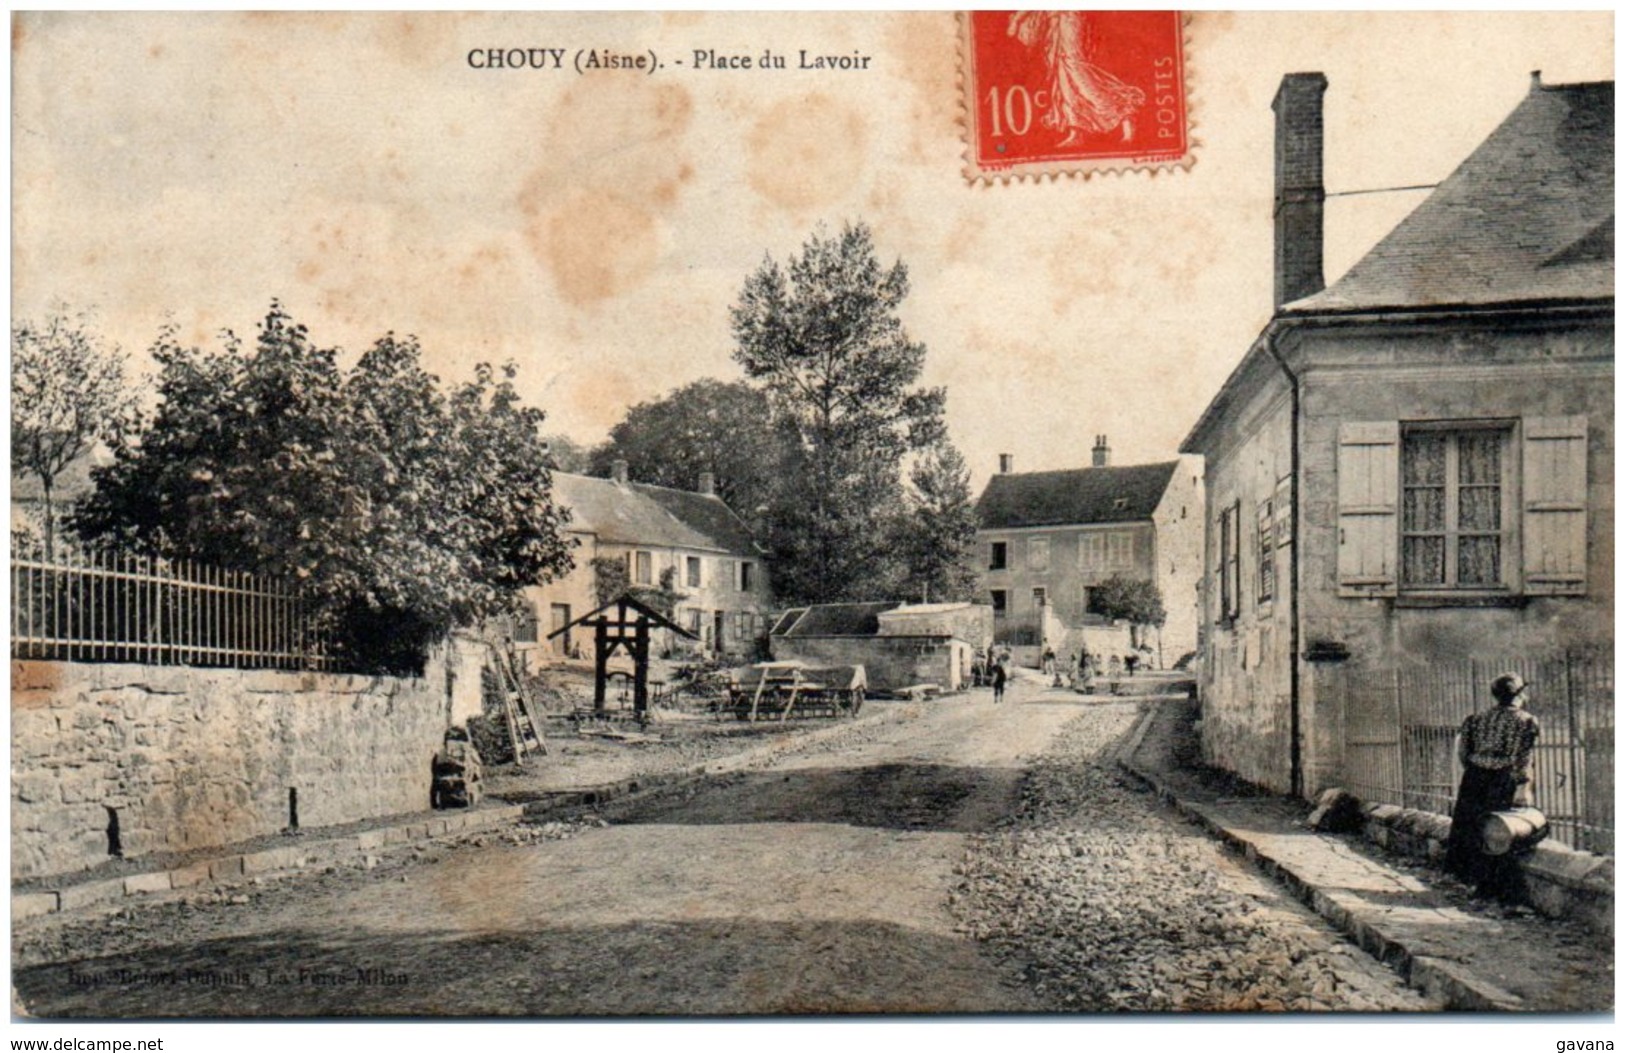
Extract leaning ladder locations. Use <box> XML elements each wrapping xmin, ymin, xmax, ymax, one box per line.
<box><xmin>493</xmin><ymin>645</ymin><xmax>546</xmax><ymax>762</ymax></box>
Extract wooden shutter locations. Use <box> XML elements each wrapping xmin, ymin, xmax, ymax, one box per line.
<box><xmin>1273</xmin><ymin>476</ymin><xmax>1293</xmax><ymax>548</ymax></box>
<box><xmin>1337</xmin><ymin>421</ymin><xmax>1399</xmax><ymax>596</ymax></box>
<box><xmin>1522</xmin><ymin>416</ymin><xmax>1587</xmax><ymax>595</ymax></box>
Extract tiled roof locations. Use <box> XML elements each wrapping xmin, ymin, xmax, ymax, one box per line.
<box><xmin>1288</xmin><ymin>79</ymin><xmax>1614</xmax><ymax>312</ymax></box>
<box><xmin>550</xmin><ymin>472</ymin><xmax>758</xmax><ymax>555</ymax></box>
<box><xmin>638</xmin><ymin>483</ymin><xmax>760</xmax><ymax>555</ymax></box>
<box><xmin>773</xmin><ymin>601</ymin><xmax>900</xmax><ymax>637</ymax></box>
<box><xmin>975</xmin><ymin>462</ymin><xmax>1178</xmax><ymax>530</ymax></box>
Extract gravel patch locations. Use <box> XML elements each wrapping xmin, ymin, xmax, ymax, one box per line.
<box><xmin>948</xmin><ymin>704</ymin><xmax>1438</xmax><ymax>1012</ymax></box>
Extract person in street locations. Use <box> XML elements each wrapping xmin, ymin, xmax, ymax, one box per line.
<box><xmin>1042</xmin><ymin>645</ymin><xmax>1056</xmax><ymax>677</ymax></box>
<box><xmin>991</xmin><ymin>659</ymin><xmax>1007</xmax><ymax>704</ymax></box>
<box><xmin>1445</xmin><ymin>673</ymin><xmax>1540</xmax><ymax>897</ymax></box>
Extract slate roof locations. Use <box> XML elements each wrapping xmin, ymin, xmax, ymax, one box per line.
<box><xmin>1288</xmin><ymin>79</ymin><xmax>1614</xmax><ymax>312</ymax></box>
<box><xmin>975</xmin><ymin>462</ymin><xmax>1179</xmax><ymax>530</ymax></box>
<box><xmin>550</xmin><ymin>472</ymin><xmax>759</xmax><ymax>555</ymax></box>
<box><xmin>772</xmin><ymin>602</ymin><xmax>901</xmax><ymax>637</ymax></box>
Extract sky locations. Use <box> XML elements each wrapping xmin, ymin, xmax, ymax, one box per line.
<box><xmin>10</xmin><ymin>11</ymin><xmax>1614</xmax><ymax>497</ymax></box>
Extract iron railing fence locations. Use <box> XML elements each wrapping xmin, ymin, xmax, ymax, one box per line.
<box><xmin>1330</xmin><ymin>652</ymin><xmax>1613</xmax><ymax>855</ymax></box>
<box><xmin>12</xmin><ymin>546</ymin><xmax>334</xmax><ymax>671</ymax></box>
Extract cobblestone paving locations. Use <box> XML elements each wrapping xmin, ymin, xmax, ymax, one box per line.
<box><xmin>949</xmin><ymin>702</ymin><xmax>1440</xmax><ymax>1012</ymax></box>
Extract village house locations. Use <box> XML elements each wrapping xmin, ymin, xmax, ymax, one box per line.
<box><xmin>1181</xmin><ymin>73</ymin><xmax>1613</xmax><ymax>805</ymax></box>
<box><xmin>972</xmin><ymin>443</ymin><xmax>1203</xmax><ymax>669</ymax></box>
<box><xmin>518</xmin><ymin>462</ymin><xmax>775</xmax><ymax>666</ymax></box>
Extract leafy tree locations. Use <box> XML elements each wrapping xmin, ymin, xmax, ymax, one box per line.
<box><xmin>730</xmin><ymin>222</ymin><xmax>946</xmax><ymax>604</ymax></box>
<box><xmin>588</xmin><ymin>378</ymin><xmax>787</xmax><ymax>530</ymax></box>
<box><xmin>895</xmin><ymin>442</ymin><xmax>980</xmax><ymax>603</ymax></box>
<box><xmin>591</xmin><ymin>555</ymin><xmax>632</xmax><ymax>608</ymax></box>
<box><xmin>10</xmin><ymin>309</ymin><xmax>139</xmax><ymax>557</ymax></box>
<box><xmin>1087</xmin><ymin>574</ymin><xmax>1167</xmax><ymax>647</ymax></box>
<box><xmin>72</xmin><ymin>303</ymin><xmax>574</xmax><ymax>672</ymax></box>
<box><xmin>540</xmin><ymin>433</ymin><xmax>593</xmax><ymax>473</ymax></box>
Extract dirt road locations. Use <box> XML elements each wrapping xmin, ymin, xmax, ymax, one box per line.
<box><xmin>13</xmin><ymin>680</ymin><xmax>1424</xmax><ymax>1017</ymax></box>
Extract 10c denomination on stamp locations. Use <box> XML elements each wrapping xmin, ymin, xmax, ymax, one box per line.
<box><xmin>962</xmin><ymin>11</ymin><xmax>1193</xmax><ymax>181</ymax></box>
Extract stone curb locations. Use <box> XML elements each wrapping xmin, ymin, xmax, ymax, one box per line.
<box><xmin>13</xmin><ymin>804</ymin><xmax>525</xmax><ymax>920</ymax></box>
<box><xmin>15</xmin><ymin>700</ymin><xmax>916</xmax><ymax>919</ymax></box>
<box><xmin>1114</xmin><ymin>708</ymin><xmax>1525</xmax><ymax>1012</ymax></box>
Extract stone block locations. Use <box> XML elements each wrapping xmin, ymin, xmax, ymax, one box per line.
<box><xmin>208</xmin><ymin>855</ymin><xmax>245</xmax><ymax>882</ymax></box>
<box><xmin>1363</xmin><ymin>803</ymin><xmax>1403</xmax><ymax>824</ymax></box>
<box><xmin>57</xmin><ymin>878</ymin><xmax>127</xmax><ymax>911</ymax></box>
<box><xmin>242</xmin><ymin>846</ymin><xmax>301</xmax><ymax>875</ymax></box>
<box><xmin>124</xmin><ymin>871</ymin><xmax>172</xmax><ymax>895</ymax></box>
<box><xmin>1524</xmin><ymin>842</ymin><xmax>1608</xmax><ymax>887</ymax></box>
<box><xmin>13</xmin><ymin>772</ymin><xmax>62</xmax><ymax>805</ymax></box>
<box><xmin>356</xmin><ymin>829</ymin><xmax>390</xmax><ymax>851</ymax></box>
<box><xmin>13</xmin><ymin>892</ymin><xmax>59</xmax><ymax>919</ymax></box>
<box><xmin>169</xmin><ymin>861</ymin><xmax>213</xmax><ymax>888</ymax></box>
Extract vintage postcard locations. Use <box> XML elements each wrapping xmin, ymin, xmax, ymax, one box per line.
<box><xmin>8</xmin><ymin>8</ymin><xmax>1614</xmax><ymax>1038</ymax></box>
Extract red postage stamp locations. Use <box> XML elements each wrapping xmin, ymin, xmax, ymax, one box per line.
<box><xmin>961</xmin><ymin>11</ymin><xmax>1193</xmax><ymax>181</ymax></box>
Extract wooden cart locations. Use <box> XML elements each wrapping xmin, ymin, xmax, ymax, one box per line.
<box><xmin>725</xmin><ymin>662</ymin><xmax>867</xmax><ymax>721</ymax></box>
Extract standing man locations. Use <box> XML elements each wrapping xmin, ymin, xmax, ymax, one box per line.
<box><xmin>991</xmin><ymin>658</ymin><xmax>1007</xmax><ymax>704</ymax></box>
<box><xmin>1446</xmin><ymin>673</ymin><xmax>1541</xmax><ymax>897</ymax></box>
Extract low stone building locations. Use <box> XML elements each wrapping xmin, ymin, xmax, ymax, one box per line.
<box><xmin>768</xmin><ymin>601</ymin><xmax>991</xmax><ymax>694</ymax></box>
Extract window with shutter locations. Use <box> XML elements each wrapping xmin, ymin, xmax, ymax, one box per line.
<box><xmin>1218</xmin><ymin>502</ymin><xmax>1241</xmax><ymax>622</ymax></box>
<box><xmin>1337</xmin><ymin>421</ymin><xmax>1399</xmax><ymax>596</ymax></box>
<box><xmin>1108</xmin><ymin>532</ymin><xmax>1133</xmax><ymax>569</ymax></box>
<box><xmin>1273</xmin><ymin>476</ymin><xmax>1292</xmax><ymax>548</ymax></box>
<box><xmin>1400</xmin><ymin>424</ymin><xmax>1510</xmax><ymax>590</ymax></box>
<box><xmin>1257</xmin><ymin>498</ymin><xmax>1275</xmax><ymax>603</ymax></box>
<box><xmin>1522</xmin><ymin>416</ymin><xmax>1587</xmax><ymax>595</ymax></box>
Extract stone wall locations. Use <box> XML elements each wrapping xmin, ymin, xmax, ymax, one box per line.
<box><xmin>11</xmin><ymin>645</ymin><xmax>472</xmax><ymax>881</ymax></box>
<box><xmin>1357</xmin><ymin>802</ymin><xmax>1612</xmax><ymax>937</ymax></box>
<box><xmin>1192</xmin><ymin>356</ymin><xmax>1297</xmax><ymax>795</ymax></box>
<box><xmin>770</xmin><ymin>635</ymin><xmax>970</xmax><ymax>694</ymax></box>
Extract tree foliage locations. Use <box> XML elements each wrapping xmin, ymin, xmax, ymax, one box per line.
<box><xmin>1087</xmin><ymin>574</ymin><xmax>1167</xmax><ymax>629</ymax></box>
<box><xmin>11</xmin><ymin>309</ymin><xmax>139</xmax><ymax>556</ymax></box>
<box><xmin>71</xmin><ymin>303</ymin><xmax>575</xmax><ymax>672</ymax></box>
<box><xmin>588</xmin><ymin>378</ymin><xmax>787</xmax><ymax>530</ymax></box>
<box><xmin>540</xmin><ymin>432</ymin><xmax>593</xmax><ymax>473</ymax></box>
<box><xmin>589</xmin><ymin>556</ymin><xmax>685</xmax><ymax>619</ymax></box>
<box><xmin>730</xmin><ymin>222</ymin><xmax>945</xmax><ymax>604</ymax></box>
<box><xmin>895</xmin><ymin>442</ymin><xmax>980</xmax><ymax>603</ymax></box>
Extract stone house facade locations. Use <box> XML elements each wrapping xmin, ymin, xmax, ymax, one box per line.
<box><xmin>972</xmin><ymin>444</ymin><xmax>1204</xmax><ymax>668</ymax></box>
<box><xmin>1181</xmin><ymin>73</ymin><xmax>1613</xmax><ymax>796</ymax></box>
<box><xmin>520</xmin><ymin>464</ymin><xmax>775</xmax><ymax>665</ymax></box>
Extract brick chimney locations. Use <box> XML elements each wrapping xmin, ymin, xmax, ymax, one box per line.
<box><xmin>1272</xmin><ymin>72</ymin><xmax>1328</xmax><ymax>310</ymax></box>
<box><xmin>998</xmin><ymin>453</ymin><xmax>1013</xmax><ymax>474</ymax></box>
<box><xmin>1092</xmin><ymin>435</ymin><xmax>1110</xmax><ymax>467</ymax></box>
<box><xmin>611</xmin><ymin>459</ymin><xmax>629</xmax><ymax>485</ymax></box>
<box><xmin>697</xmin><ymin>470</ymin><xmax>716</xmax><ymax>496</ymax></box>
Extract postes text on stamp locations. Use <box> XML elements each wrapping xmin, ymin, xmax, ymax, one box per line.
<box><xmin>962</xmin><ymin>11</ymin><xmax>1192</xmax><ymax>181</ymax></box>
